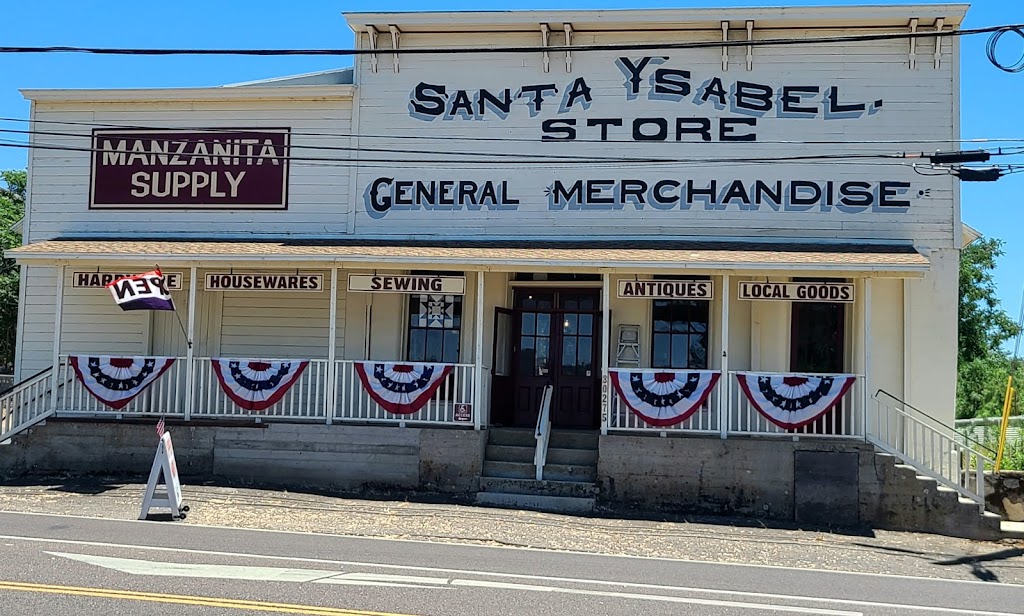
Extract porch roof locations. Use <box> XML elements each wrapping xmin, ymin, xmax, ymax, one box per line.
<box><xmin>7</xmin><ymin>238</ymin><xmax>930</xmax><ymax>274</ymax></box>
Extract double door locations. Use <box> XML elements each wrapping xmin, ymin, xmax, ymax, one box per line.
<box><xmin>491</xmin><ymin>289</ymin><xmax>601</xmax><ymax>429</ymax></box>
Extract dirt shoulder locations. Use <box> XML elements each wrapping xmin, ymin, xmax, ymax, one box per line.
<box><xmin>1</xmin><ymin>477</ymin><xmax>1022</xmax><ymax>585</ymax></box>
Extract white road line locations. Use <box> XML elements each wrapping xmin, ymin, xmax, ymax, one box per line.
<box><xmin>48</xmin><ymin>551</ymin><xmax>858</xmax><ymax>616</ymax></box>
<box><xmin>2</xmin><ymin>533</ymin><xmax>1021</xmax><ymax>616</ymax></box>
<box><xmin>0</xmin><ymin>509</ymin><xmax>1006</xmax><ymax>588</ymax></box>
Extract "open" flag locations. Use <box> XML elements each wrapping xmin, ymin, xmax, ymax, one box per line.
<box><xmin>106</xmin><ymin>269</ymin><xmax>176</xmax><ymax>311</ymax></box>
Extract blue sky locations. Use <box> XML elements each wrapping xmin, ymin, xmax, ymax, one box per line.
<box><xmin>1</xmin><ymin>0</ymin><xmax>1022</xmax><ymax>324</ymax></box>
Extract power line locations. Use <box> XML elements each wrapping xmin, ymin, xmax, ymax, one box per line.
<box><xmin>3</xmin><ymin>116</ymin><xmax>1022</xmax><ymax>148</ymax></box>
<box><xmin>0</xmin><ymin>23</ymin><xmax>1017</xmax><ymax>56</ymax></box>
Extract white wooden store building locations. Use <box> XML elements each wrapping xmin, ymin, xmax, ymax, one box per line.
<box><xmin>1</xmin><ymin>5</ymin><xmax>998</xmax><ymax>535</ymax></box>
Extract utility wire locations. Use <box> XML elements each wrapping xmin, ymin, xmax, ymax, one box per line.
<box><xmin>0</xmin><ymin>23</ymin><xmax>1016</xmax><ymax>56</ymax></box>
<box><xmin>7</xmin><ymin>125</ymin><xmax>1022</xmax><ymax>166</ymax></box>
<box><xmin>4</xmin><ymin>116</ymin><xmax>1023</xmax><ymax>148</ymax></box>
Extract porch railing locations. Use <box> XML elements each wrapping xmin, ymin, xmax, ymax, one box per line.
<box><xmin>603</xmin><ymin>370</ymin><xmax>864</xmax><ymax>438</ymax></box>
<box><xmin>0</xmin><ymin>367</ymin><xmax>55</xmax><ymax>442</ymax></box>
<box><xmin>724</xmin><ymin>371</ymin><xmax>866</xmax><ymax>438</ymax></box>
<box><xmin>334</xmin><ymin>361</ymin><xmax>475</xmax><ymax>426</ymax></box>
<box><xmin>192</xmin><ymin>358</ymin><xmax>330</xmax><ymax>421</ymax></box>
<box><xmin>56</xmin><ymin>356</ymin><xmax>188</xmax><ymax>418</ymax></box>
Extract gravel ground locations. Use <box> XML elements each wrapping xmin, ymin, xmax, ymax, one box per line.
<box><xmin>2</xmin><ymin>477</ymin><xmax>1023</xmax><ymax>584</ymax></box>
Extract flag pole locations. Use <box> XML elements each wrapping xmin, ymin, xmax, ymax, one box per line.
<box><xmin>155</xmin><ymin>263</ymin><xmax>192</xmax><ymax>349</ymax></box>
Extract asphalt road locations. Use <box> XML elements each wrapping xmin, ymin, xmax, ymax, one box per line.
<box><xmin>0</xmin><ymin>511</ymin><xmax>1022</xmax><ymax>616</ymax></box>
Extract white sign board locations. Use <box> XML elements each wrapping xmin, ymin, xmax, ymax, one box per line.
<box><xmin>617</xmin><ymin>279</ymin><xmax>713</xmax><ymax>300</ymax></box>
<box><xmin>73</xmin><ymin>271</ymin><xmax>183</xmax><ymax>290</ymax></box>
<box><xmin>348</xmin><ymin>274</ymin><xmax>466</xmax><ymax>295</ymax></box>
<box><xmin>139</xmin><ymin>432</ymin><xmax>187</xmax><ymax>520</ymax></box>
<box><xmin>738</xmin><ymin>281</ymin><xmax>855</xmax><ymax>303</ymax></box>
<box><xmin>205</xmin><ymin>273</ymin><xmax>324</xmax><ymax>292</ymax></box>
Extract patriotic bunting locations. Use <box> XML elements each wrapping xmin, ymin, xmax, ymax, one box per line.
<box><xmin>210</xmin><ymin>359</ymin><xmax>309</xmax><ymax>412</ymax></box>
<box><xmin>69</xmin><ymin>356</ymin><xmax>176</xmax><ymax>410</ymax></box>
<box><xmin>610</xmin><ymin>369</ymin><xmax>721</xmax><ymax>426</ymax></box>
<box><xmin>355</xmin><ymin>362</ymin><xmax>453</xmax><ymax>415</ymax></box>
<box><xmin>736</xmin><ymin>372</ymin><xmax>857</xmax><ymax>429</ymax></box>
<box><xmin>105</xmin><ymin>269</ymin><xmax>176</xmax><ymax>311</ymax></box>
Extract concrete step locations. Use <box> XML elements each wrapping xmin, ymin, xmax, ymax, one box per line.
<box><xmin>487</xmin><ymin>429</ymin><xmax>535</xmax><ymax>448</ymax></box>
<box><xmin>475</xmin><ymin>491</ymin><xmax>595</xmax><ymax>514</ymax></box>
<box><xmin>1001</xmin><ymin>520</ymin><xmax>1024</xmax><ymax>539</ymax></box>
<box><xmin>485</xmin><ymin>444</ymin><xmax>534</xmax><ymax>464</ymax></box>
<box><xmin>542</xmin><ymin>463</ymin><xmax>597</xmax><ymax>483</ymax></box>
<box><xmin>549</xmin><ymin>430</ymin><xmax>599</xmax><ymax>451</ymax></box>
<box><xmin>478</xmin><ymin>476</ymin><xmax>598</xmax><ymax>499</ymax></box>
<box><xmin>547</xmin><ymin>446</ymin><xmax>599</xmax><ymax>467</ymax></box>
<box><xmin>482</xmin><ymin>461</ymin><xmax>535</xmax><ymax>480</ymax></box>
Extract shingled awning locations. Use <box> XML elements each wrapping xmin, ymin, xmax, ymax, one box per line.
<box><xmin>6</xmin><ymin>238</ymin><xmax>930</xmax><ymax>275</ymax></box>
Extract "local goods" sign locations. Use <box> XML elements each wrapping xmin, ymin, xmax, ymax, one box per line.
<box><xmin>738</xmin><ymin>282</ymin><xmax>854</xmax><ymax>303</ymax></box>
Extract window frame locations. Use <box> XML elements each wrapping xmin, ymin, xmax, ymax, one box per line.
<box><xmin>648</xmin><ymin>276</ymin><xmax>712</xmax><ymax>371</ymax></box>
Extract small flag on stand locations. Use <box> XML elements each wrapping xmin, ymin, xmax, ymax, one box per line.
<box><xmin>105</xmin><ymin>269</ymin><xmax>176</xmax><ymax>311</ymax></box>
<box><xmin>156</xmin><ymin>417</ymin><xmax>165</xmax><ymax>439</ymax></box>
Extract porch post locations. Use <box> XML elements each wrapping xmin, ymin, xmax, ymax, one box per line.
<box><xmin>473</xmin><ymin>270</ymin><xmax>485</xmax><ymax>430</ymax></box>
<box><xmin>601</xmin><ymin>272</ymin><xmax>610</xmax><ymax>436</ymax></box>
<box><xmin>863</xmin><ymin>277</ymin><xmax>873</xmax><ymax>439</ymax></box>
<box><xmin>326</xmin><ymin>266</ymin><xmax>339</xmax><ymax>425</ymax></box>
<box><xmin>49</xmin><ymin>264</ymin><xmax>65</xmax><ymax>412</ymax></box>
<box><xmin>719</xmin><ymin>275</ymin><xmax>730</xmax><ymax>439</ymax></box>
<box><xmin>183</xmin><ymin>266</ymin><xmax>198</xmax><ymax>421</ymax></box>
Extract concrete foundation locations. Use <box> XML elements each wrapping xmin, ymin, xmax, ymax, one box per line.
<box><xmin>0</xmin><ymin>419</ymin><xmax>485</xmax><ymax>494</ymax></box>
<box><xmin>598</xmin><ymin>434</ymin><xmax>1002</xmax><ymax>540</ymax></box>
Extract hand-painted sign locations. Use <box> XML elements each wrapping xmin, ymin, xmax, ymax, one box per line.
<box><xmin>91</xmin><ymin>128</ymin><xmax>290</xmax><ymax>210</ymax></box>
<box><xmin>618</xmin><ymin>279</ymin><xmax>713</xmax><ymax>300</ymax></box>
<box><xmin>348</xmin><ymin>274</ymin><xmax>467</xmax><ymax>295</ymax></box>
<box><xmin>74</xmin><ymin>271</ymin><xmax>183</xmax><ymax>290</ymax></box>
<box><xmin>738</xmin><ymin>281</ymin><xmax>855</xmax><ymax>303</ymax></box>
<box><xmin>408</xmin><ymin>56</ymin><xmax>883</xmax><ymax>140</ymax></box>
<box><xmin>205</xmin><ymin>273</ymin><xmax>323</xmax><ymax>292</ymax></box>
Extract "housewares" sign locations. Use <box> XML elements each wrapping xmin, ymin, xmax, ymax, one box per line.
<box><xmin>90</xmin><ymin>128</ymin><xmax>290</xmax><ymax>210</ymax></box>
<box><xmin>205</xmin><ymin>273</ymin><xmax>323</xmax><ymax>292</ymax></box>
<box><xmin>348</xmin><ymin>274</ymin><xmax>467</xmax><ymax>295</ymax></box>
<box><xmin>738</xmin><ymin>282</ymin><xmax>855</xmax><ymax>303</ymax></box>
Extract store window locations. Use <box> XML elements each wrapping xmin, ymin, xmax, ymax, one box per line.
<box><xmin>650</xmin><ymin>277</ymin><xmax>710</xmax><ymax>370</ymax></box>
<box><xmin>406</xmin><ymin>271</ymin><xmax>464</xmax><ymax>363</ymax></box>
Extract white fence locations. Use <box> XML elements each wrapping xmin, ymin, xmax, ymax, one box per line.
<box><xmin>56</xmin><ymin>356</ymin><xmax>188</xmax><ymax>418</ymax></box>
<box><xmin>335</xmin><ymin>361</ymin><xmax>476</xmax><ymax>426</ymax></box>
<box><xmin>192</xmin><ymin>358</ymin><xmax>330</xmax><ymax>421</ymax></box>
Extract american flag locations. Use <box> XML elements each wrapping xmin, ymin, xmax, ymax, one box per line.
<box><xmin>156</xmin><ymin>417</ymin><xmax>165</xmax><ymax>438</ymax></box>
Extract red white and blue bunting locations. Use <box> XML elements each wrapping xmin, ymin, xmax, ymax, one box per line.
<box><xmin>69</xmin><ymin>355</ymin><xmax>176</xmax><ymax>410</ymax></box>
<box><xmin>355</xmin><ymin>362</ymin><xmax>453</xmax><ymax>415</ymax></box>
<box><xmin>610</xmin><ymin>369</ymin><xmax>721</xmax><ymax>427</ymax></box>
<box><xmin>735</xmin><ymin>372</ymin><xmax>858</xmax><ymax>429</ymax></box>
<box><xmin>211</xmin><ymin>359</ymin><xmax>310</xmax><ymax>412</ymax></box>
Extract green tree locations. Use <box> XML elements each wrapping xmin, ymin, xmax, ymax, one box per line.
<box><xmin>0</xmin><ymin>169</ymin><xmax>25</xmax><ymax>371</ymax></box>
<box><xmin>956</xmin><ymin>237</ymin><xmax>1022</xmax><ymax>419</ymax></box>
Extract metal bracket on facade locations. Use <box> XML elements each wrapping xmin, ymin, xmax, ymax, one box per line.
<box><xmin>541</xmin><ymin>23</ymin><xmax>551</xmax><ymax>73</ymax></box>
<box><xmin>721</xmin><ymin>21</ymin><xmax>730</xmax><ymax>71</ymax></box>
<box><xmin>933</xmin><ymin>18</ymin><xmax>945</xmax><ymax>69</ymax></box>
<box><xmin>389</xmin><ymin>25</ymin><xmax>401</xmax><ymax>73</ymax></box>
<box><xmin>564</xmin><ymin>23</ymin><xmax>574</xmax><ymax>73</ymax></box>
<box><xmin>908</xmin><ymin>18</ymin><xmax>919</xmax><ymax>69</ymax></box>
<box><xmin>746</xmin><ymin>20</ymin><xmax>754</xmax><ymax>71</ymax></box>
<box><xmin>366</xmin><ymin>26</ymin><xmax>379</xmax><ymax>73</ymax></box>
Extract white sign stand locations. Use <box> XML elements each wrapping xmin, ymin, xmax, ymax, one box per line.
<box><xmin>139</xmin><ymin>432</ymin><xmax>189</xmax><ymax>520</ymax></box>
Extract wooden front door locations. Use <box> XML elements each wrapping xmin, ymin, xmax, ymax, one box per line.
<box><xmin>498</xmin><ymin>289</ymin><xmax>602</xmax><ymax>429</ymax></box>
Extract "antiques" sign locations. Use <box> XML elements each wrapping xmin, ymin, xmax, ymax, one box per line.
<box><xmin>738</xmin><ymin>281</ymin><xmax>855</xmax><ymax>303</ymax></box>
<box><xmin>348</xmin><ymin>274</ymin><xmax>467</xmax><ymax>295</ymax></box>
<box><xmin>91</xmin><ymin>128</ymin><xmax>290</xmax><ymax>209</ymax></box>
<box><xmin>617</xmin><ymin>279</ymin><xmax>713</xmax><ymax>300</ymax></box>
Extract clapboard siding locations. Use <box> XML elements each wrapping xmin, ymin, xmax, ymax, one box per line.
<box><xmin>27</xmin><ymin>99</ymin><xmax>353</xmax><ymax>242</ymax></box>
<box><xmin>216</xmin><ymin>270</ymin><xmax>345</xmax><ymax>360</ymax></box>
<box><xmin>350</xmin><ymin>26</ymin><xmax>956</xmax><ymax>247</ymax></box>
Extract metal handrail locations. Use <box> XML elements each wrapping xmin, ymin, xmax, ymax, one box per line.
<box><xmin>876</xmin><ymin>388</ymin><xmax>995</xmax><ymax>456</ymax></box>
<box><xmin>534</xmin><ymin>385</ymin><xmax>554</xmax><ymax>481</ymax></box>
<box><xmin>870</xmin><ymin>392</ymin><xmax>992</xmax><ymax>508</ymax></box>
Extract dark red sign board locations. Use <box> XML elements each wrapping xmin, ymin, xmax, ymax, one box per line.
<box><xmin>90</xmin><ymin>128</ymin><xmax>290</xmax><ymax>209</ymax></box>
